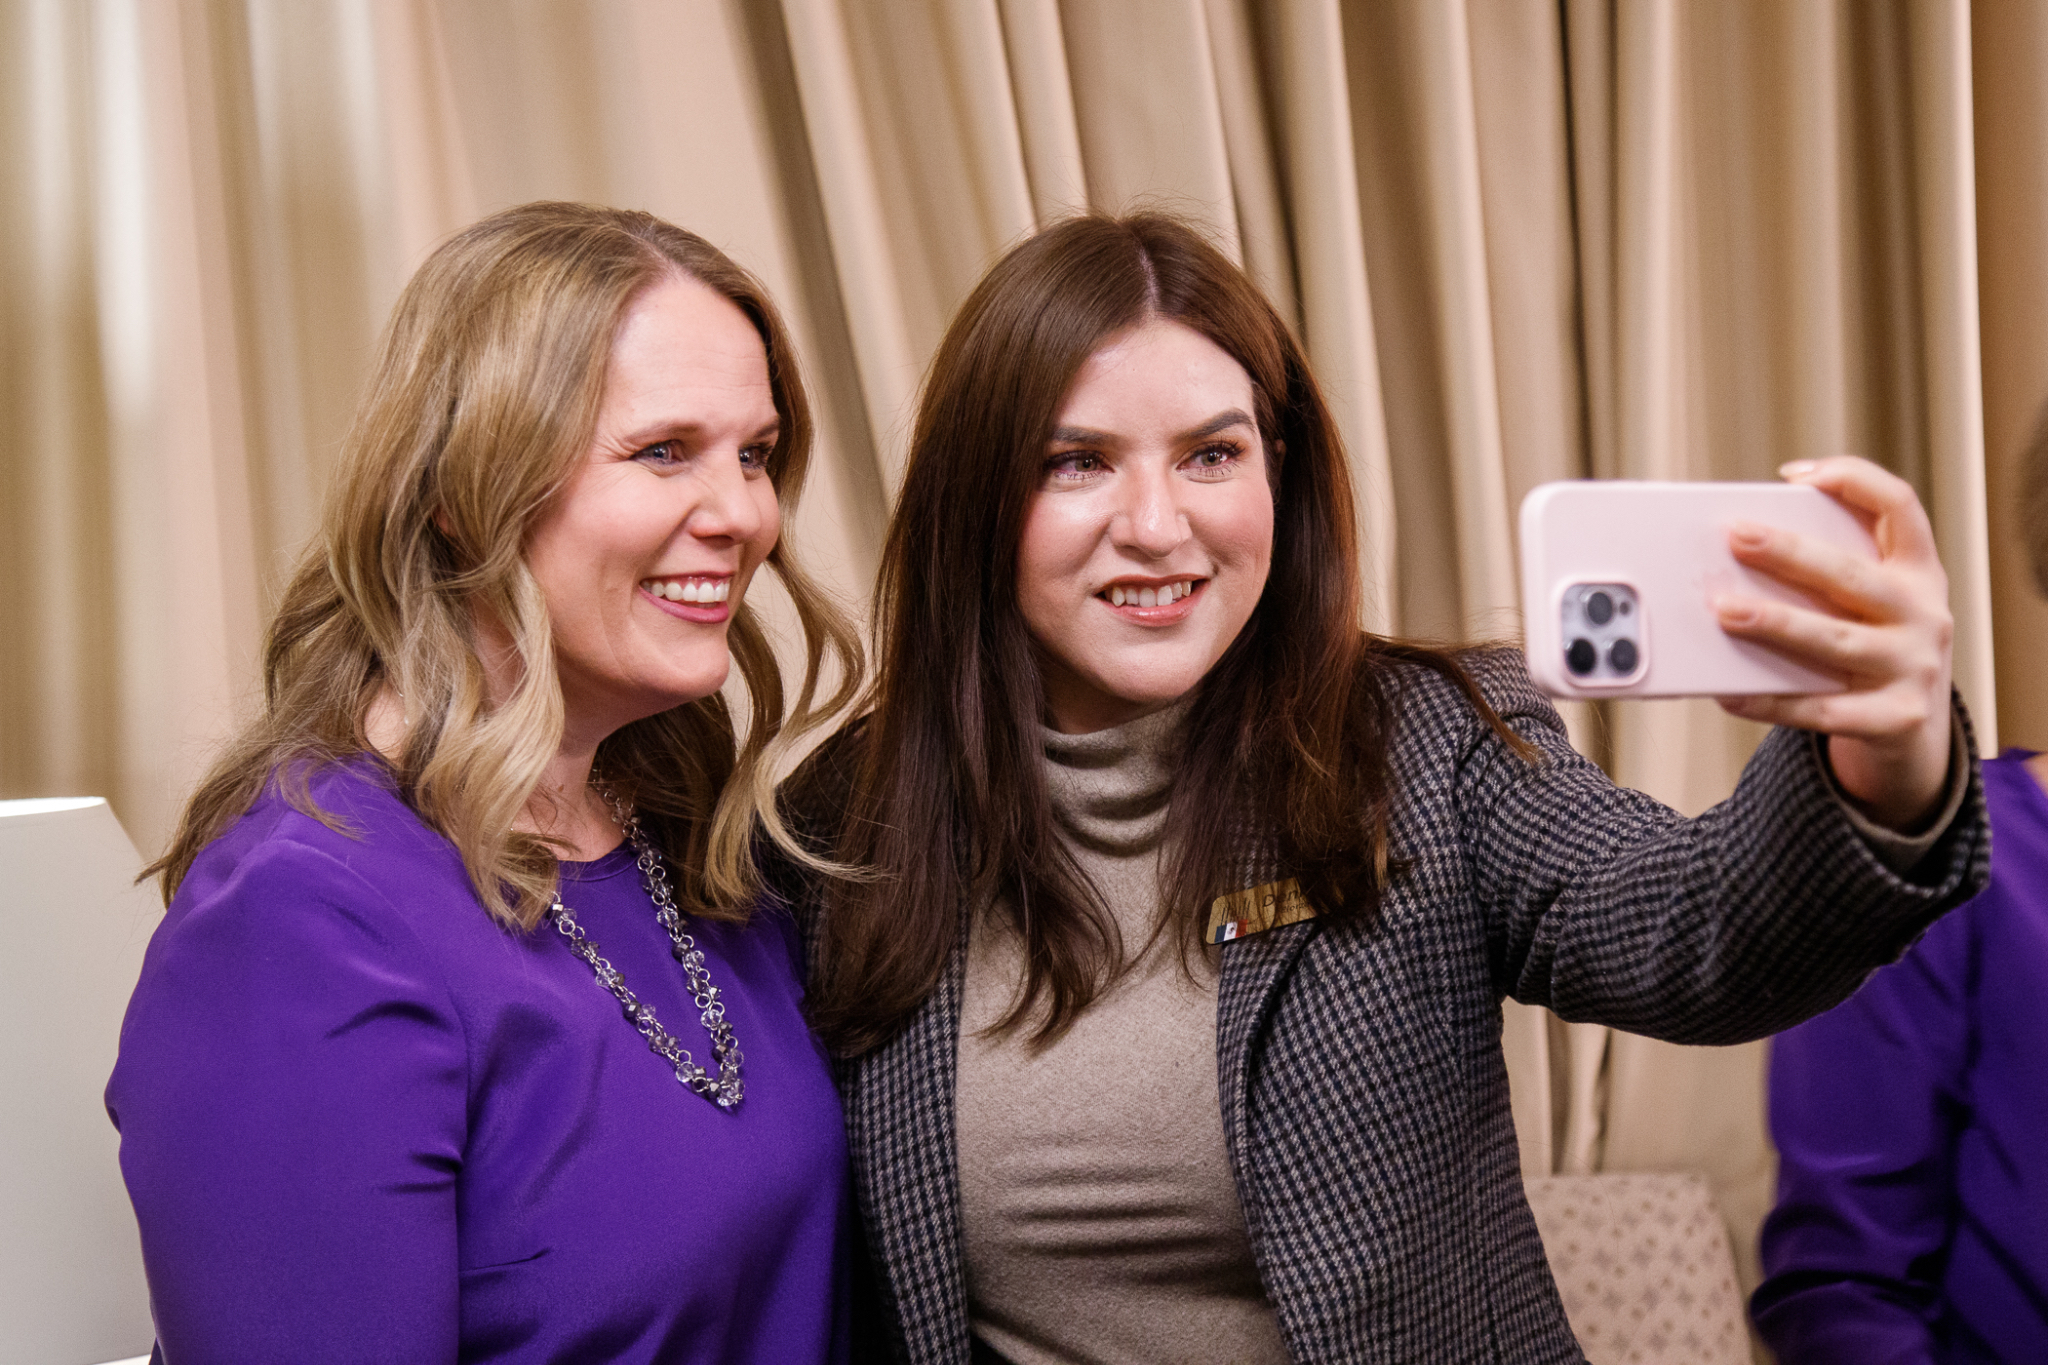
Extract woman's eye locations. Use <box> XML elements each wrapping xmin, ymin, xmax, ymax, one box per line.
<box><xmin>633</xmin><ymin>440</ymin><xmax>684</xmax><ymax>467</ymax></box>
<box><xmin>1186</xmin><ymin>442</ymin><xmax>1243</xmax><ymax>472</ymax></box>
<box><xmin>739</xmin><ymin>442</ymin><xmax>774</xmax><ymax>474</ymax></box>
<box><xmin>1046</xmin><ymin>451</ymin><xmax>1104</xmax><ymax>481</ymax></box>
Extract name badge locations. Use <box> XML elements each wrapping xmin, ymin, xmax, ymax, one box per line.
<box><xmin>1207</xmin><ymin>877</ymin><xmax>1317</xmax><ymax>945</ymax></box>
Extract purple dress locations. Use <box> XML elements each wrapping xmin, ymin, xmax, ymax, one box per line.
<box><xmin>1753</xmin><ymin>751</ymin><xmax>2048</xmax><ymax>1363</ymax></box>
<box><xmin>106</xmin><ymin>759</ymin><xmax>852</xmax><ymax>1364</ymax></box>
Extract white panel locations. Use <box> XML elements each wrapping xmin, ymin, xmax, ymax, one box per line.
<box><xmin>0</xmin><ymin>799</ymin><xmax>157</xmax><ymax>1363</ymax></box>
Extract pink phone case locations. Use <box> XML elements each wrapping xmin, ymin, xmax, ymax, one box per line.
<box><xmin>1518</xmin><ymin>480</ymin><xmax>1878</xmax><ymax>699</ymax></box>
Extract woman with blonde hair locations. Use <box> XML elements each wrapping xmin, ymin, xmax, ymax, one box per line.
<box><xmin>772</xmin><ymin>212</ymin><xmax>1988</xmax><ymax>1363</ymax></box>
<box><xmin>108</xmin><ymin>202</ymin><xmax>860</xmax><ymax>1363</ymax></box>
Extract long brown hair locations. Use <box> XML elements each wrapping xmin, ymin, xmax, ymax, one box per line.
<box><xmin>797</xmin><ymin>212</ymin><xmax>1524</xmax><ymax>1056</ymax></box>
<box><xmin>151</xmin><ymin>201</ymin><xmax>860</xmax><ymax>928</ymax></box>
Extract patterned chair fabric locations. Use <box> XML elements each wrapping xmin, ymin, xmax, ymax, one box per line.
<box><xmin>1524</xmin><ymin>1172</ymin><xmax>1750</xmax><ymax>1365</ymax></box>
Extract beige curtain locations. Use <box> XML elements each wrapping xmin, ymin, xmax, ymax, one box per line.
<box><xmin>8</xmin><ymin>0</ymin><xmax>2048</xmax><ymax>1323</ymax></box>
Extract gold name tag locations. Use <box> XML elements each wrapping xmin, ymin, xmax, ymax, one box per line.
<box><xmin>1207</xmin><ymin>878</ymin><xmax>1317</xmax><ymax>945</ymax></box>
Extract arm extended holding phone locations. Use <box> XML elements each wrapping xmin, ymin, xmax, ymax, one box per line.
<box><xmin>1519</xmin><ymin>456</ymin><xmax>1956</xmax><ymax>833</ymax></box>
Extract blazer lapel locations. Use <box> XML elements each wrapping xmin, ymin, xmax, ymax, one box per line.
<box><xmin>842</xmin><ymin>936</ymin><xmax>972</xmax><ymax>1365</ymax></box>
<box><xmin>1215</xmin><ymin>913</ymin><xmax>1320</xmax><ymax>1180</ymax></box>
<box><xmin>1210</xmin><ymin>831</ymin><xmax>1320</xmax><ymax>1148</ymax></box>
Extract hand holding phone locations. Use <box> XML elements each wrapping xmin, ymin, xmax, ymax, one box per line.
<box><xmin>1518</xmin><ymin>456</ymin><xmax>1955</xmax><ymax>831</ymax></box>
<box><xmin>1712</xmin><ymin>457</ymin><xmax>1956</xmax><ymax>832</ymax></box>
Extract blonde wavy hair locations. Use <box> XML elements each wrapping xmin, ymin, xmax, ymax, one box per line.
<box><xmin>150</xmin><ymin>201</ymin><xmax>861</xmax><ymax>929</ymax></box>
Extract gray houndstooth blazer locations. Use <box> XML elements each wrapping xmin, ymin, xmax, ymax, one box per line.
<box><xmin>775</xmin><ymin>650</ymin><xmax>1989</xmax><ymax>1364</ymax></box>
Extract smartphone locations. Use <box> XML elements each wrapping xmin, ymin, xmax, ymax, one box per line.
<box><xmin>1518</xmin><ymin>480</ymin><xmax>1879</xmax><ymax>699</ymax></box>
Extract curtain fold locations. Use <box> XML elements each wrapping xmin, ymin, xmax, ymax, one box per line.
<box><xmin>1407</xmin><ymin>0</ymin><xmax>1522</xmax><ymax>634</ymax></box>
<box><xmin>1255</xmin><ymin>0</ymin><xmax>1397</xmax><ymax>631</ymax></box>
<box><xmin>1974</xmin><ymin>0</ymin><xmax>2048</xmax><ymax>751</ymax></box>
<box><xmin>6</xmin><ymin>0</ymin><xmax>2044</xmax><ymax>1325</ymax></box>
<box><xmin>1908</xmin><ymin>0</ymin><xmax>1997</xmax><ymax>746</ymax></box>
<box><xmin>996</xmin><ymin>0</ymin><xmax>1089</xmax><ymax>222</ymax></box>
<box><xmin>778</xmin><ymin>0</ymin><xmax>924</xmax><ymax>493</ymax></box>
<box><xmin>2</xmin><ymin>0</ymin><xmax>118</xmax><ymax>820</ymax></box>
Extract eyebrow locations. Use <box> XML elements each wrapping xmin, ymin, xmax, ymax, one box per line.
<box><xmin>1049</xmin><ymin>407</ymin><xmax>1256</xmax><ymax>447</ymax></box>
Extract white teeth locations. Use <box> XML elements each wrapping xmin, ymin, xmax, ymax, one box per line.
<box><xmin>644</xmin><ymin>577</ymin><xmax>731</xmax><ymax>604</ymax></box>
<box><xmin>1105</xmin><ymin>580</ymin><xmax>1200</xmax><ymax>607</ymax></box>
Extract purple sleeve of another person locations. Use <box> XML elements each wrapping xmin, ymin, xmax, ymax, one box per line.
<box><xmin>1751</xmin><ymin>752</ymin><xmax>2048</xmax><ymax>1365</ymax></box>
<box><xmin>1752</xmin><ymin>900</ymin><xmax>1965</xmax><ymax>1363</ymax></box>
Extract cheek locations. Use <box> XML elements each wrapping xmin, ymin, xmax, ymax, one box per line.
<box><xmin>1208</xmin><ymin>486</ymin><xmax>1276</xmax><ymax>576</ymax></box>
<box><xmin>521</xmin><ymin>528</ymin><xmax>587</xmax><ymax>625</ymax></box>
<box><xmin>749</xmin><ymin>483</ymin><xmax>783</xmax><ymax>564</ymax></box>
<box><xmin>1016</xmin><ymin>497</ymin><xmax>1100</xmax><ymax>583</ymax></box>
<box><xmin>1014</xmin><ymin>568</ymin><xmax>1065</xmax><ymax>656</ymax></box>
<box><xmin>1014</xmin><ymin>499</ymin><xmax>1095</xmax><ymax>634</ymax></box>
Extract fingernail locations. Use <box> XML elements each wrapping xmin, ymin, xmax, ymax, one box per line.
<box><xmin>1730</xmin><ymin>523</ymin><xmax>1768</xmax><ymax>551</ymax></box>
<box><xmin>1779</xmin><ymin>459</ymin><xmax>1817</xmax><ymax>478</ymax></box>
<box><xmin>1715</xmin><ymin>595</ymin><xmax>1757</xmax><ymax>625</ymax></box>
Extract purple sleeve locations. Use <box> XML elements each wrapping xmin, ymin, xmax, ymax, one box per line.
<box><xmin>1749</xmin><ymin>905</ymin><xmax>1973</xmax><ymax>1363</ymax></box>
<box><xmin>107</xmin><ymin>840</ymin><xmax>468</xmax><ymax>1364</ymax></box>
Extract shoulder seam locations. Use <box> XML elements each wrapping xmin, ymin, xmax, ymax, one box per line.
<box><xmin>192</xmin><ymin>812</ymin><xmax>480</xmax><ymax>1105</ymax></box>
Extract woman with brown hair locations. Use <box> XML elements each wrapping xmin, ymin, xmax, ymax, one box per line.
<box><xmin>771</xmin><ymin>213</ymin><xmax>1988</xmax><ymax>1363</ymax></box>
<box><xmin>107</xmin><ymin>202</ymin><xmax>861</xmax><ymax>1363</ymax></box>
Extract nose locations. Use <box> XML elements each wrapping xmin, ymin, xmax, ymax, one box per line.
<box><xmin>1110</xmin><ymin>462</ymin><xmax>1189</xmax><ymax>559</ymax></box>
<box><xmin>685</xmin><ymin>449</ymin><xmax>770</xmax><ymax>546</ymax></box>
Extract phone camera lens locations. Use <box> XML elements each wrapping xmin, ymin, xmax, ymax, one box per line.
<box><xmin>1566</xmin><ymin>638</ymin><xmax>1598</xmax><ymax>675</ymax></box>
<box><xmin>1585</xmin><ymin>591</ymin><xmax>1615</xmax><ymax>626</ymax></box>
<box><xmin>1609</xmin><ymin>638</ymin><xmax>1639</xmax><ymax>674</ymax></box>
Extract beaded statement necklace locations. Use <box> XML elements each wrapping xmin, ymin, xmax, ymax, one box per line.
<box><xmin>546</xmin><ymin>798</ymin><xmax>744</xmax><ymax>1111</ymax></box>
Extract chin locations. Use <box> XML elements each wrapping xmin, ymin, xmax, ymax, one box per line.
<box><xmin>633</xmin><ymin>666</ymin><xmax>731</xmax><ymax>716</ymax></box>
<box><xmin>673</xmin><ymin>673</ymin><xmax>731</xmax><ymax>707</ymax></box>
<box><xmin>1100</xmin><ymin>672</ymin><xmax>1202</xmax><ymax>711</ymax></box>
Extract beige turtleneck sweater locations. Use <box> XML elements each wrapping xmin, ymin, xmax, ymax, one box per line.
<box><xmin>956</xmin><ymin>703</ymin><xmax>1290</xmax><ymax>1365</ymax></box>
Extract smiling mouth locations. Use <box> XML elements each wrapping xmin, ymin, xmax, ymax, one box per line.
<box><xmin>640</xmin><ymin>574</ymin><xmax>731</xmax><ymax>604</ymax></box>
<box><xmin>1097</xmin><ymin>578</ymin><xmax>1202</xmax><ymax>608</ymax></box>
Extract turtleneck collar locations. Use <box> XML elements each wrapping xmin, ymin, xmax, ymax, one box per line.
<box><xmin>1039</xmin><ymin>695</ymin><xmax>1192</xmax><ymax>857</ymax></box>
